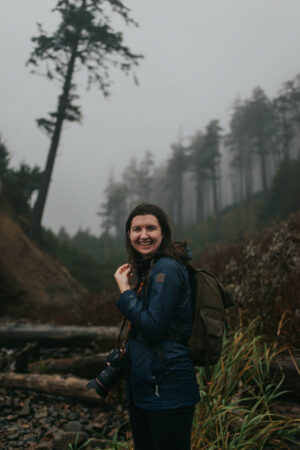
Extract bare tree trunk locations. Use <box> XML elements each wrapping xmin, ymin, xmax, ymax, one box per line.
<box><xmin>211</xmin><ymin>167</ymin><xmax>219</xmax><ymax>217</ymax></box>
<box><xmin>32</xmin><ymin>50</ymin><xmax>78</xmax><ymax>240</ymax></box>
<box><xmin>32</xmin><ymin>0</ymin><xmax>86</xmax><ymax>240</ymax></box>
<box><xmin>238</xmin><ymin>146</ymin><xmax>245</xmax><ymax>202</ymax></box>
<box><xmin>245</xmin><ymin>150</ymin><xmax>253</xmax><ymax>200</ymax></box>
<box><xmin>177</xmin><ymin>174</ymin><xmax>183</xmax><ymax>226</ymax></box>
<box><xmin>259</xmin><ymin>145</ymin><xmax>268</xmax><ymax>191</ymax></box>
<box><xmin>238</xmin><ymin>165</ymin><xmax>244</xmax><ymax>202</ymax></box>
<box><xmin>195</xmin><ymin>178</ymin><xmax>204</xmax><ymax>223</ymax></box>
<box><xmin>282</xmin><ymin>112</ymin><xmax>291</xmax><ymax>161</ymax></box>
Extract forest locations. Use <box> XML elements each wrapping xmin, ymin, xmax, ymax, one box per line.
<box><xmin>0</xmin><ymin>0</ymin><xmax>300</xmax><ymax>449</ymax></box>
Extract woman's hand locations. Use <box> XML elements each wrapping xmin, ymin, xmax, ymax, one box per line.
<box><xmin>114</xmin><ymin>263</ymin><xmax>132</xmax><ymax>294</ymax></box>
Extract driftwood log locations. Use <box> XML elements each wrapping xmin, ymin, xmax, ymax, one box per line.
<box><xmin>0</xmin><ymin>325</ymin><xmax>119</xmax><ymax>349</ymax></box>
<box><xmin>0</xmin><ymin>373</ymin><xmax>103</xmax><ymax>405</ymax></box>
<box><xmin>28</xmin><ymin>353</ymin><xmax>108</xmax><ymax>378</ymax></box>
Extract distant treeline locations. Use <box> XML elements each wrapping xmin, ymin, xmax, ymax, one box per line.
<box><xmin>43</xmin><ymin>157</ymin><xmax>300</xmax><ymax>291</ymax></box>
<box><xmin>100</xmin><ymin>75</ymin><xmax>300</xmax><ymax>236</ymax></box>
<box><xmin>0</xmin><ymin>137</ymin><xmax>42</xmax><ymax>219</ymax></box>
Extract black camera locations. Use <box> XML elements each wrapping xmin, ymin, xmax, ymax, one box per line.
<box><xmin>86</xmin><ymin>348</ymin><xmax>129</xmax><ymax>398</ymax></box>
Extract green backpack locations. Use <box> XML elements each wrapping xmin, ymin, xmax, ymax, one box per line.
<box><xmin>188</xmin><ymin>267</ymin><xmax>234</xmax><ymax>367</ymax></box>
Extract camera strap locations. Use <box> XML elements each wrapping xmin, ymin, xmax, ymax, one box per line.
<box><xmin>117</xmin><ymin>279</ymin><xmax>145</xmax><ymax>349</ymax></box>
<box><xmin>117</xmin><ymin>318</ymin><xmax>128</xmax><ymax>349</ymax></box>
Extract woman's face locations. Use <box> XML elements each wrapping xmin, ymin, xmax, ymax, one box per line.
<box><xmin>129</xmin><ymin>214</ymin><xmax>163</xmax><ymax>257</ymax></box>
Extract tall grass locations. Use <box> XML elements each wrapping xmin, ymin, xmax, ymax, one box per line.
<box><xmin>192</xmin><ymin>320</ymin><xmax>300</xmax><ymax>449</ymax></box>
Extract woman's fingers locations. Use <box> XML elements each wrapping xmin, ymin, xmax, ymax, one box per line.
<box><xmin>114</xmin><ymin>263</ymin><xmax>133</xmax><ymax>292</ymax></box>
<box><xmin>114</xmin><ymin>264</ymin><xmax>131</xmax><ymax>278</ymax></box>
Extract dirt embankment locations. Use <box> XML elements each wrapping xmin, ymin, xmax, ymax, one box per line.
<box><xmin>0</xmin><ymin>205</ymin><xmax>88</xmax><ymax>323</ymax></box>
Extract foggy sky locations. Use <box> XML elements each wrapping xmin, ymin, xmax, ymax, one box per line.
<box><xmin>1</xmin><ymin>0</ymin><xmax>300</xmax><ymax>235</ymax></box>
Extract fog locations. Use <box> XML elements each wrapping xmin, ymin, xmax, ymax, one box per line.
<box><xmin>1</xmin><ymin>0</ymin><xmax>300</xmax><ymax>234</ymax></box>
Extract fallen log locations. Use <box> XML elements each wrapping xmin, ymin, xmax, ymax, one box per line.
<box><xmin>0</xmin><ymin>373</ymin><xmax>103</xmax><ymax>405</ymax></box>
<box><xmin>28</xmin><ymin>353</ymin><xmax>108</xmax><ymax>378</ymax></box>
<box><xmin>0</xmin><ymin>325</ymin><xmax>119</xmax><ymax>349</ymax></box>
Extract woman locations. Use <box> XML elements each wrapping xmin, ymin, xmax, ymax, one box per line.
<box><xmin>114</xmin><ymin>203</ymin><xmax>200</xmax><ymax>450</ymax></box>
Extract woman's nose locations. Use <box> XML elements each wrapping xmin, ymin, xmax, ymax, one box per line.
<box><xmin>140</xmin><ymin>228</ymin><xmax>148</xmax><ymax>238</ymax></box>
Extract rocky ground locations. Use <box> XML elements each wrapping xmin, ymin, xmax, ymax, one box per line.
<box><xmin>0</xmin><ymin>387</ymin><xmax>129</xmax><ymax>450</ymax></box>
<box><xmin>0</xmin><ymin>328</ymin><xmax>130</xmax><ymax>450</ymax></box>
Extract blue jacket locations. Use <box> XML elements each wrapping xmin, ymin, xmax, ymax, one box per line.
<box><xmin>117</xmin><ymin>256</ymin><xmax>200</xmax><ymax>410</ymax></box>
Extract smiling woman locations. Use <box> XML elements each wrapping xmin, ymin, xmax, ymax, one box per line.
<box><xmin>129</xmin><ymin>214</ymin><xmax>163</xmax><ymax>257</ymax></box>
<box><xmin>113</xmin><ymin>203</ymin><xmax>200</xmax><ymax>450</ymax></box>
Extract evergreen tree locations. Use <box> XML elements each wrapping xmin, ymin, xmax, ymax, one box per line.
<box><xmin>281</xmin><ymin>74</ymin><xmax>300</xmax><ymax>131</ymax></box>
<box><xmin>0</xmin><ymin>135</ymin><xmax>10</xmax><ymax>177</ymax></box>
<box><xmin>202</xmin><ymin>119</ymin><xmax>222</xmax><ymax>216</ymax></box>
<box><xmin>137</xmin><ymin>150</ymin><xmax>154</xmax><ymax>201</ymax></box>
<box><xmin>275</xmin><ymin>73</ymin><xmax>300</xmax><ymax>157</ymax></box>
<box><xmin>4</xmin><ymin>163</ymin><xmax>43</xmax><ymax>215</ymax></box>
<box><xmin>262</xmin><ymin>159</ymin><xmax>300</xmax><ymax>221</ymax></box>
<box><xmin>28</xmin><ymin>0</ymin><xmax>143</xmax><ymax>240</ymax></box>
<box><xmin>246</xmin><ymin>87</ymin><xmax>277</xmax><ymax>191</ymax></box>
<box><xmin>188</xmin><ymin>130</ymin><xmax>207</xmax><ymax>222</ymax></box>
<box><xmin>166</xmin><ymin>140</ymin><xmax>188</xmax><ymax>226</ymax></box>
<box><xmin>0</xmin><ymin>135</ymin><xmax>42</xmax><ymax>216</ymax></box>
<box><xmin>227</xmin><ymin>100</ymin><xmax>254</xmax><ymax>201</ymax></box>
<box><xmin>57</xmin><ymin>225</ymin><xmax>71</xmax><ymax>243</ymax></box>
<box><xmin>273</xmin><ymin>93</ymin><xmax>295</xmax><ymax>161</ymax></box>
<box><xmin>98</xmin><ymin>174</ymin><xmax>128</xmax><ymax>236</ymax></box>
<box><xmin>122</xmin><ymin>157</ymin><xmax>141</xmax><ymax>211</ymax></box>
<box><xmin>122</xmin><ymin>150</ymin><xmax>154</xmax><ymax>210</ymax></box>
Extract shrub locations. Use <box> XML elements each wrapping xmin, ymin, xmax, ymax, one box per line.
<box><xmin>195</xmin><ymin>212</ymin><xmax>300</xmax><ymax>346</ymax></box>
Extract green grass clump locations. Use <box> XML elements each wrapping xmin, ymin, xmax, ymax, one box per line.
<box><xmin>192</xmin><ymin>320</ymin><xmax>300</xmax><ymax>449</ymax></box>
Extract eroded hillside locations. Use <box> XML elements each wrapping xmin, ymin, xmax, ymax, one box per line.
<box><xmin>0</xmin><ymin>205</ymin><xmax>87</xmax><ymax>323</ymax></box>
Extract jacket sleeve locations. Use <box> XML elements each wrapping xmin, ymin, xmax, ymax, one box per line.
<box><xmin>117</xmin><ymin>259</ymin><xmax>184</xmax><ymax>346</ymax></box>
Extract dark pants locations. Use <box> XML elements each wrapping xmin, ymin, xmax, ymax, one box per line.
<box><xmin>129</xmin><ymin>403</ymin><xmax>195</xmax><ymax>450</ymax></box>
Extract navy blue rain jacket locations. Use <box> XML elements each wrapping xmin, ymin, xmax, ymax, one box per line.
<box><xmin>117</xmin><ymin>256</ymin><xmax>200</xmax><ymax>410</ymax></box>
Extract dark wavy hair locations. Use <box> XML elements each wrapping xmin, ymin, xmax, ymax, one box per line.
<box><xmin>125</xmin><ymin>203</ymin><xmax>189</xmax><ymax>272</ymax></box>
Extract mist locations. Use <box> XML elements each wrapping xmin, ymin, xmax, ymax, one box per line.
<box><xmin>1</xmin><ymin>0</ymin><xmax>300</xmax><ymax>234</ymax></box>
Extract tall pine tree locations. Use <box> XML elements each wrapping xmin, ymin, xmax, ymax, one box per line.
<box><xmin>28</xmin><ymin>0</ymin><xmax>143</xmax><ymax>240</ymax></box>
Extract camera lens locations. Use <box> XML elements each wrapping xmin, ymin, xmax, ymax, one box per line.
<box><xmin>96</xmin><ymin>365</ymin><xmax>119</xmax><ymax>395</ymax></box>
<box><xmin>86</xmin><ymin>378</ymin><xmax>107</xmax><ymax>397</ymax></box>
<box><xmin>86</xmin><ymin>348</ymin><xmax>128</xmax><ymax>398</ymax></box>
